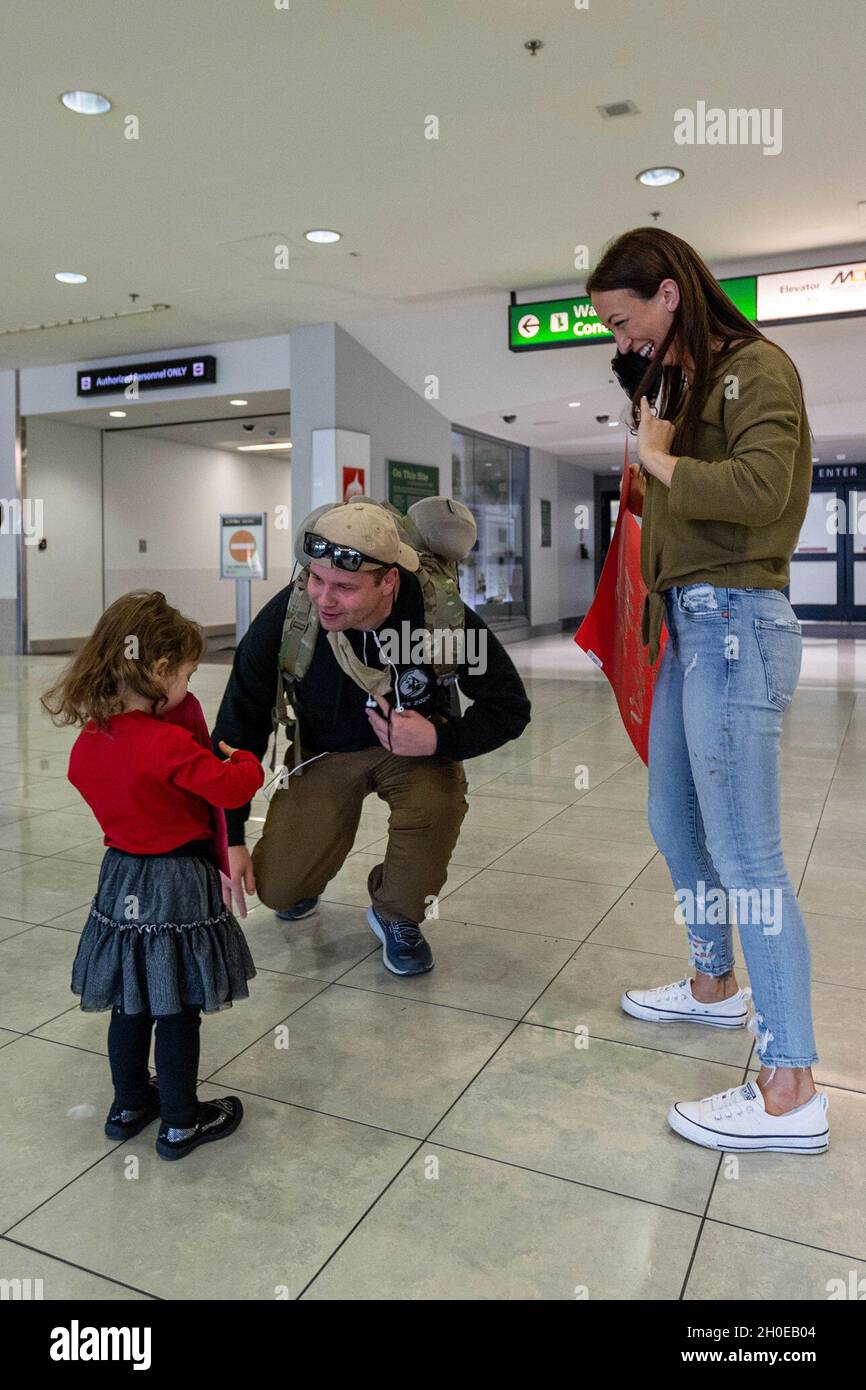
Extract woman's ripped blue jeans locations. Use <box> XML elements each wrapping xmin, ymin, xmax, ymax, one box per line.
<box><xmin>647</xmin><ymin>584</ymin><xmax>817</xmax><ymax>1069</ymax></box>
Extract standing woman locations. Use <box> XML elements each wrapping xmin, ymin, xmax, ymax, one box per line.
<box><xmin>588</xmin><ymin>227</ymin><xmax>828</xmax><ymax>1154</ymax></box>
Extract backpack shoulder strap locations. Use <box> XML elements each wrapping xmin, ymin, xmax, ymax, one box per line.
<box><xmin>270</xmin><ymin>571</ymin><xmax>320</xmax><ymax>771</ymax></box>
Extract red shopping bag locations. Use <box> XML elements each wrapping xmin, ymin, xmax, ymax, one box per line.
<box><xmin>574</xmin><ymin>445</ymin><xmax>667</xmax><ymax>764</ymax></box>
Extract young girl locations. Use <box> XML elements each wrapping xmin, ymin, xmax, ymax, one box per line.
<box><xmin>41</xmin><ymin>590</ymin><xmax>265</xmax><ymax>1162</ymax></box>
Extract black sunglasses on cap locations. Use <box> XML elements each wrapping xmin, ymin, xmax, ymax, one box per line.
<box><xmin>304</xmin><ymin>531</ymin><xmax>383</xmax><ymax>572</ymax></box>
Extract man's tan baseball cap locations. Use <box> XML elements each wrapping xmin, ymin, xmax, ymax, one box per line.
<box><xmin>310</xmin><ymin>502</ymin><xmax>420</xmax><ymax>572</ymax></box>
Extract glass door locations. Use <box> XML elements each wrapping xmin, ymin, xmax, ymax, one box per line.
<box><xmin>451</xmin><ymin>428</ymin><xmax>528</xmax><ymax>623</ymax></box>
<box><xmin>790</xmin><ymin>481</ymin><xmax>866</xmax><ymax>621</ymax></box>
<box><xmin>847</xmin><ymin>487</ymin><xmax>866</xmax><ymax>620</ymax></box>
<box><xmin>789</xmin><ymin>487</ymin><xmax>843</xmax><ymax>618</ymax></box>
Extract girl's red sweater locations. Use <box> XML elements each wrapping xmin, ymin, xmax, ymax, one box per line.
<box><xmin>68</xmin><ymin>702</ymin><xmax>264</xmax><ymax>855</ymax></box>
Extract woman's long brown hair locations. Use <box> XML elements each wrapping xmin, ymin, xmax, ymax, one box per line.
<box><xmin>41</xmin><ymin>590</ymin><xmax>204</xmax><ymax>731</ymax></box>
<box><xmin>586</xmin><ymin>227</ymin><xmax>802</xmax><ymax>455</ymax></box>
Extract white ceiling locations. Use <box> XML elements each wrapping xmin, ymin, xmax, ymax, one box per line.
<box><xmin>4</xmin><ymin>0</ymin><xmax>866</xmax><ymax>468</ymax></box>
<box><xmin>140</xmin><ymin>412</ymin><xmax>292</xmax><ymax>459</ymax></box>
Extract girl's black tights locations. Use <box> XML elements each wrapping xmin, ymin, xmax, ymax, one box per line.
<box><xmin>108</xmin><ymin>1005</ymin><xmax>202</xmax><ymax>1128</ymax></box>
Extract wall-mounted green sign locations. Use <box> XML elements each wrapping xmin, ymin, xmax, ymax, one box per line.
<box><xmin>509</xmin><ymin>275</ymin><xmax>757</xmax><ymax>351</ymax></box>
<box><xmin>387</xmin><ymin>460</ymin><xmax>440</xmax><ymax>514</ymax></box>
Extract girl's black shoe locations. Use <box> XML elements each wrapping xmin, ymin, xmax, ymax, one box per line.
<box><xmin>104</xmin><ymin>1078</ymin><xmax>161</xmax><ymax>1140</ymax></box>
<box><xmin>155</xmin><ymin>1096</ymin><xmax>244</xmax><ymax>1161</ymax></box>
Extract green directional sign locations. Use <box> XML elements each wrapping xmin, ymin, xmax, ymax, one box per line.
<box><xmin>509</xmin><ymin>276</ymin><xmax>758</xmax><ymax>351</ymax></box>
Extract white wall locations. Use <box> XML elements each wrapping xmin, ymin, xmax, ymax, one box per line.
<box><xmin>24</xmin><ymin>420</ymin><xmax>293</xmax><ymax>642</ymax></box>
<box><xmin>528</xmin><ymin>447</ymin><xmax>559</xmax><ymax>627</ymax></box>
<box><xmin>25</xmin><ymin>417</ymin><xmax>103</xmax><ymax>643</ymax></box>
<box><xmin>333</xmin><ymin>324</ymin><xmax>452</xmax><ymax>501</ymax></box>
<box><xmin>557</xmin><ymin>458</ymin><xmax>596</xmax><ymax>621</ymax></box>
<box><xmin>21</xmin><ymin>334</ymin><xmax>291</xmax><ymax>418</ymax></box>
<box><xmin>0</xmin><ymin>372</ymin><xmax>22</xmax><ymax>652</ymax></box>
<box><xmin>289</xmin><ymin>322</ymin><xmax>452</xmax><ymax>518</ymax></box>
<box><xmin>103</xmin><ymin>434</ymin><xmax>292</xmax><ymax>626</ymax></box>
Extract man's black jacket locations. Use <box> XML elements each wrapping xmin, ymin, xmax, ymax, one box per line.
<box><xmin>211</xmin><ymin>570</ymin><xmax>532</xmax><ymax>844</ymax></box>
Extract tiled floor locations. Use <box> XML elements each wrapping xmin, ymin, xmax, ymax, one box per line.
<box><xmin>1</xmin><ymin>635</ymin><xmax>864</xmax><ymax>1300</ymax></box>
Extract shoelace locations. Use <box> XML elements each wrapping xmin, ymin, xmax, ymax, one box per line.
<box><xmin>384</xmin><ymin>918</ymin><xmax>422</xmax><ymax>946</ymax></box>
<box><xmin>707</xmin><ymin>1085</ymin><xmax>753</xmax><ymax>1121</ymax></box>
<box><xmin>656</xmin><ymin>978</ymin><xmax>689</xmax><ymax>998</ymax></box>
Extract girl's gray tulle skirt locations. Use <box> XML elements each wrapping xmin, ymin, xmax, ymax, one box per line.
<box><xmin>71</xmin><ymin>841</ymin><xmax>256</xmax><ymax>1016</ymax></box>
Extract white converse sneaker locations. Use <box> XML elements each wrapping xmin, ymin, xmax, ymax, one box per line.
<box><xmin>621</xmin><ymin>977</ymin><xmax>749</xmax><ymax>1028</ymax></box>
<box><xmin>668</xmin><ymin>1080</ymin><xmax>829</xmax><ymax>1153</ymax></box>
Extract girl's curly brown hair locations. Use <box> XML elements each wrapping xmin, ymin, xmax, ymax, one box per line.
<box><xmin>41</xmin><ymin>590</ymin><xmax>205</xmax><ymax>731</ymax></box>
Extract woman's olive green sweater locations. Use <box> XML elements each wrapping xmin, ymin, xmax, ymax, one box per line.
<box><xmin>640</xmin><ymin>338</ymin><xmax>812</xmax><ymax>664</ymax></box>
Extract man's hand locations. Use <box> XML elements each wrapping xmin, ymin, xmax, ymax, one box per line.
<box><xmin>366</xmin><ymin>694</ymin><xmax>438</xmax><ymax>756</ymax></box>
<box><xmin>222</xmin><ymin>844</ymin><xmax>256</xmax><ymax>919</ymax></box>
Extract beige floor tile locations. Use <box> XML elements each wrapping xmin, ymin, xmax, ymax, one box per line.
<box><xmin>341</xmin><ymin>916</ymin><xmax>577</xmax><ymax>1019</ymax></box>
<box><xmin>211</xmin><ymin>985</ymin><xmax>514</xmax><ymax>1136</ymax></box>
<box><xmin>541</xmin><ymin>803</ymin><xmax>655</xmax><ymax>845</ymax></box>
<box><xmin>493</xmin><ymin>832</ymin><xmax>655</xmax><ymax>888</ymax></box>
<box><xmin>0</xmin><ymin>1239</ymin><xmax>152</xmax><ymax>1300</ymax></box>
<box><xmin>304</xmin><ymin>1145</ymin><xmax>699</xmax><ymax>1300</ymax></box>
<box><xmin>469</xmin><ymin>771</ymin><xmax>585</xmax><ymax>805</ymax></box>
<box><xmin>462</xmin><ymin>797</ymin><xmax>565</xmax><ymax>834</ymax></box>
<box><xmin>684</xmin><ymin>1222</ymin><xmax>866</xmax><ymax>1300</ymax></box>
<box><xmin>0</xmin><ymin>805</ymin><xmax>48</xmax><ymax>828</ymax></box>
<box><xmin>245</xmin><ymin>899</ymin><xmax>380</xmax><ymax>980</ymax></box>
<box><xmin>430</xmin><ymin>1026</ymin><xmax>740</xmax><ymax>1213</ymax></box>
<box><xmin>0</xmin><ymin>857</ymin><xmax>99</xmax><ymax>925</ymax></box>
<box><xmin>0</xmin><ymin>811</ymin><xmax>99</xmax><ymax>857</ymax></box>
<box><xmin>802</xmin><ymin>910</ymin><xmax>866</xmax><ymax>991</ymax></box>
<box><xmin>589</xmin><ymin>887</ymin><xmax>693</xmax><ymax>958</ymax></box>
<box><xmin>9</xmin><ymin>1087</ymin><xmax>417</xmax><ymax>1300</ymax></box>
<box><xmin>0</xmin><ymin>926</ymin><xmax>78</xmax><ymax>1031</ymax></box>
<box><xmin>631</xmin><ymin>854</ymin><xmax>675</xmax><ymax>893</ymax></box>
<box><xmin>798</xmin><ymin>863</ymin><xmax>866</xmax><ymax>919</ymax></box>
<box><xmin>443</xmin><ymin>868</ymin><xmax>621</xmax><ymax>938</ymax></box>
<box><xmin>0</xmin><ymin>1037</ymin><xmax>128</xmax><ymax>1229</ymax></box>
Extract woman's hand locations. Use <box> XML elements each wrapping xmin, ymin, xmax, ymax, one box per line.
<box><xmin>637</xmin><ymin>397</ymin><xmax>678</xmax><ymax>488</ymax></box>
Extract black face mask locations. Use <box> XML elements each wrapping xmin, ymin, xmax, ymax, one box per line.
<box><xmin>611</xmin><ymin>349</ymin><xmax>660</xmax><ymax>406</ymax></box>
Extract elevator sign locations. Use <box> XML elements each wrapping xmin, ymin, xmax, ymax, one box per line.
<box><xmin>220</xmin><ymin>514</ymin><xmax>267</xmax><ymax>580</ymax></box>
<box><xmin>77</xmin><ymin>355</ymin><xmax>217</xmax><ymax>395</ymax></box>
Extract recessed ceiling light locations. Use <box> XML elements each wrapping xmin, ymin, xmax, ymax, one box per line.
<box><xmin>836</xmin><ymin>454</ymin><xmax>847</xmax><ymax>461</ymax></box>
<box><xmin>608</xmin><ymin>420</ymin><xmax>619</xmax><ymax>426</ymax></box>
<box><xmin>304</xmin><ymin>229</ymin><xmax>341</xmax><ymax>244</ymax></box>
<box><xmin>60</xmin><ymin>90</ymin><xmax>112</xmax><ymax>115</ymax></box>
<box><xmin>55</xmin><ymin>271</ymin><xmax>87</xmax><ymax>284</ymax></box>
<box><xmin>229</xmin><ymin>399</ymin><xmax>248</xmax><ymax>406</ymax></box>
<box><xmin>637</xmin><ymin>167</ymin><xmax>684</xmax><ymax>187</ymax></box>
<box><xmin>812</xmin><ymin>456</ymin><xmax>820</xmax><ymax>463</ymax></box>
<box><xmin>568</xmin><ymin>401</ymin><xmax>581</xmax><ymax>408</ymax></box>
<box><xmin>237</xmin><ymin>441</ymin><xmax>292</xmax><ymax>451</ymax></box>
<box><xmin>109</xmin><ymin>410</ymin><xmax>126</xmax><ymax>418</ymax></box>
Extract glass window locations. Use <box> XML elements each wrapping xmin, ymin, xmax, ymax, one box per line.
<box><xmin>451</xmin><ymin>428</ymin><xmax>527</xmax><ymax>623</ymax></box>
